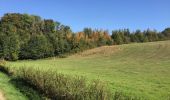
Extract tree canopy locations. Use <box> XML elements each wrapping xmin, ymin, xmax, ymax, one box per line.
<box><xmin>0</xmin><ymin>13</ymin><xmax>169</xmax><ymax>60</ymax></box>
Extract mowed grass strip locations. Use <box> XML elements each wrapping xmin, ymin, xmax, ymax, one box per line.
<box><xmin>7</xmin><ymin>40</ymin><xmax>170</xmax><ymax>100</ymax></box>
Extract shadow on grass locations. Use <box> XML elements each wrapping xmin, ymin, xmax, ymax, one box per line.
<box><xmin>0</xmin><ymin>66</ymin><xmax>46</xmax><ymax>100</ymax></box>
<box><xmin>1</xmin><ymin>65</ymin><xmax>143</xmax><ymax>100</ymax></box>
<box><xmin>9</xmin><ymin>78</ymin><xmax>46</xmax><ymax>100</ymax></box>
<box><xmin>0</xmin><ymin>65</ymin><xmax>11</xmax><ymax>76</ymax></box>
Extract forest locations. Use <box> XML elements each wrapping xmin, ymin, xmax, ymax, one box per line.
<box><xmin>0</xmin><ymin>13</ymin><xmax>170</xmax><ymax>61</ymax></box>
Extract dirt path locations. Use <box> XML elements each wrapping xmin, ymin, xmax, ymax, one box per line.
<box><xmin>0</xmin><ymin>91</ymin><xmax>5</xmax><ymax>100</ymax></box>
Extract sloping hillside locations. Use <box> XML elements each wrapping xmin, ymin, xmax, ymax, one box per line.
<box><xmin>71</xmin><ymin>40</ymin><xmax>170</xmax><ymax>61</ymax></box>
<box><xmin>71</xmin><ymin>45</ymin><xmax>120</xmax><ymax>57</ymax></box>
<box><xmin>6</xmin><ymin>40</ymin><xmax>170</xmax><ymax>100</ymax></box>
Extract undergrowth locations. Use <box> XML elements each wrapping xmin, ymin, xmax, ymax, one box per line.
<box><xmin>0</xmin><ymin>62</ymin><xmax>142</xmax><ymax>100</ymax></box>
<box><xmin>15</xmin><ymin>67</ymin><xmax>112</xmax><ymax>100</ymax></box>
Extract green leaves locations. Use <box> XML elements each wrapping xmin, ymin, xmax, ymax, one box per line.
<box><xmin>22</xmin><ymin>35</ymin><xmax>54</xmax><ymax>59</ymax></box>
<box><xmin>0</xmin><ymin>13</ymin><xmax>169</xmax><ymax>60</ymax></box>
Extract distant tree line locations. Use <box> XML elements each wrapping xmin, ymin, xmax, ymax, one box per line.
<box><xmin>111</xmin><ymin>28</ymin><xmax>170</xmax><ymax>45</ymax></box>
<box><xmin>0</xmin><ymin>13</ymin><xmax>169</xmax><ymax>61</ymax></box>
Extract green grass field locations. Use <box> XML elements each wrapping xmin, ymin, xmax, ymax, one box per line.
<box><xmin>0</xmin><ymin>72</ymin><xmax>27</xmax><ymax>100</ymax></box>
<box><xmin>6</xmin><ymin>41</ymin><xmax>170</xmax><ymax>100</ymax></box>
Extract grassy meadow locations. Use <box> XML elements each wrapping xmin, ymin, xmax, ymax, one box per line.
<box><xmin>6</xmin><ymin>40</ymin><xmax>170</xmax><ymax>100</ymax></box>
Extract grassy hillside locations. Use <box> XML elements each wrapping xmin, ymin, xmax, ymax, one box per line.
<box><xmin>7</xmin><ymin>41</ymin><xmax>170</xmax><ymax>100</ymax></box>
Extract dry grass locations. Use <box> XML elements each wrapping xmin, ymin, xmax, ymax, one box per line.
<box><xmin>71</xmin><ymin>45</ymin><xmax>120</xmax><ymax>58</ymax></box>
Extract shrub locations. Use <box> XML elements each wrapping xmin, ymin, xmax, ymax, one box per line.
<box><xmin>15</xmin><ymin>67</ymin><xmax>112</xmax><ymax>100</ymax></box>
<box><xmin>0</xmin><ymin>65</ymin><xmax>142</xmax><ymax>100</ymax></box>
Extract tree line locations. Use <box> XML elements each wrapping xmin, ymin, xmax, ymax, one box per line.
<box><xmin>0</xmin><ymin>13</ymin><xmax>169</xmax><ymax>61</ymax></box>
<box><xmin>111</xmin><ymin>28</ymin><xmax>170</xmax><ymax>45</ymax></box>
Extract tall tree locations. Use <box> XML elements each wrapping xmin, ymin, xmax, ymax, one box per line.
<box><xmin>135</xmin><ymin>30</ymin><xmax>147</xmax><ymax>42</ymax></box>
<box><xmin>111</xmin><ymin>30</ymin><xmax>123</xmax><ymax>44</ymax></box>
<box><xmin>162</xmin><ymin>28</ymin><xmax>170</xmax><ymax>39</ymax></box>
<box><xmin>0</xmin><ymin>24</ymin><xmax>20</xmax><ymax>60</ymax></box>
<box><xmin>145</xmin><ymin>29</ymin><xmax>158</xmax><ymax>42</ymax></box>
<box><xmin>22</xmin><ymin>35</ymin><xmax>54</xmax><ymax>59</ymax></box>
<box><xmin>83</xmin><ymin>28</ymin><xmax>93</xmax><ymax>38</ymax></box>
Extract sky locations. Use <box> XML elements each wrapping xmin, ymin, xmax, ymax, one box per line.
<box><xmin>0</xmin><ymin>0</ymin><xmax>170</xmax><ymax>32</ymax></box>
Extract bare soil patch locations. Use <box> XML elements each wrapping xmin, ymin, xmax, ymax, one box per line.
<box><xmin>0</xmin><ymin>91</ymin><xmax>5</xmax><ymax>100</ymax></box>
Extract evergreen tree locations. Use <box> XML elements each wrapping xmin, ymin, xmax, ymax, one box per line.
<box><xmin>145</xmin><ymin>29</ymin><xmax>158</xmax><ymax>42</ymax></box>
<box><xmin>162</xmin><ymin>28</ymin><xmax>170</xmax><ymax>39</ymax></box>
<box><xmin>83</xmin><ymin>28</ymin><xmax>93</xmax><ymax>38</ymax></box>
<box><xmin>123</xmin><ymin>29</ymin><xmax>131</xmax><ymax>44</ymax></box>
<box><xmin>135</xmin><ymin>30</ymin><xmax>146</xmax><ymax>42</ymax></box>
<box><xmin>111</xmin><ymin>31</ymin><xmax>123</xmax><ymax>44</ymax></box>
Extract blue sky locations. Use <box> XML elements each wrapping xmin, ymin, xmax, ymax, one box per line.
<box><xmin>0</xmin><ymin>0</ymin><xmax>170</xmax><ymax>32</ymax></box>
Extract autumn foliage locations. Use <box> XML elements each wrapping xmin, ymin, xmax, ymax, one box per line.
<box><xmin>0</xmin><ymin>13</ymin><xmax>170</xmax><ymax>60</ymax></box>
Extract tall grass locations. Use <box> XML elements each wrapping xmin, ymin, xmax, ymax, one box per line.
<box><xmin>71</xmin><ymin>45</ymin><xmax>120</xmax><ymax>58</ymax></box>
<box><xmin>0</xmin><ymin>63</ymin><xmax>141</xmax><ymax>100</ymax></box>
<box><xmin>14</xmin><ymin>67</ymin><xmax>112</xmax><ymax>100</ymax></box>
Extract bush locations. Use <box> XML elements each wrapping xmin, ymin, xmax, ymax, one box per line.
<box><xmin>0</xmin><ymin>65</ymin><xmax>142</xmax><ymax>100</ymax></box>
<box><xmin>15</xmin><ymin>67</ymin><xmax>112</xmax><ymax>100</ymax></box>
